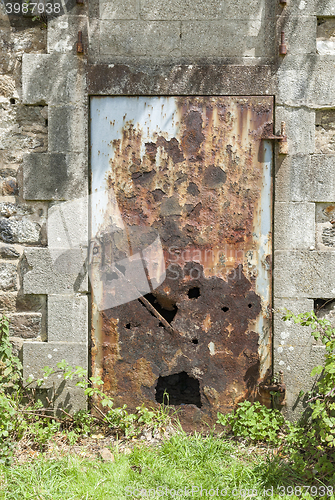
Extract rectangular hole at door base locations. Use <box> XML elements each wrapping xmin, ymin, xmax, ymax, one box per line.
<box><xmin>155</xmin><ymin>372</ymin><xmax>202</xmax><ymax>408</ymax></box>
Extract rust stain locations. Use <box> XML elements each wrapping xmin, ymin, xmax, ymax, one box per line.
<box><xmin>91</xmin><ymin>97</ymin><xmax>273</xmax><ymax>426</ymax></box>
<box><xmin>126</xmin><ymin>358</ymin><xmax>157</xmax><ymax>393</ymax></box>
<box><xmin>203</xmin><ymin>313</ymin><xmax>212</xmax><ymax>333</ymax></box>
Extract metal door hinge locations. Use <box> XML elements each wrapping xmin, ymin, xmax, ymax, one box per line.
<box><xmin>258</xmin><ymin>370</ymin><xmax>286</xmax><ymax>406</ymax></box>
<box><xmin>261</xmin><ymin>121</ymin><xmax>288</xmax><ymax>155</ymax></box>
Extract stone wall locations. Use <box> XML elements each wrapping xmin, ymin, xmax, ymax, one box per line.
<box><xmin>273</xmin><ymin>5</ymin><xmax>335</xmax><ymax>418</ymax></box>
<box><xmin>0</xmin><ymin>0</ymin><xmax>334</xmax><ymax>418</ymax></box>
<box><xmin>0</xmin><ymin>13</ymin><xmax>47</xmax><ymax>356</ymax></box>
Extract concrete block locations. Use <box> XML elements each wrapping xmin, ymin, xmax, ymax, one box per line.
<box><xmin>140</xmin><ymin>0</ymin><xmax>223</xmax><ymax>20</ymax></box>
<box><xmin>48</xmin><ymin>106</ymin><xmax>87</xmax><ymax>153</ymax></box>
<box><xmin>23</xmin><ymin>248</ymin><xmax>88</xmax><ymax>294</ymax></box>
<box><xmin>99</xmin><ymin>21</ymin><xmax>181</xmax><ymax>56</ymax></box>
<box><xmin>309</xmin><ymin>155</ymin><xmax>335</xmax><ymax>202</ymax></box>
<box><xmin>275</xmin><ymin>106</ymin><xmax>315</xmax><ymax>155</ymax></box>
<box><xmin>224</xmin><ymin>0</ymin><xmax>271</xmax><ymax>19</ymax></box>
<box><xmin>87</xmin><ymin>63</ymin><xmax>274</xmax><ymax>96</ymax></box>
<box><xmin>274</xmin><ymin>202</ymin><xmax>315</xmax><ymax>250</ymax></box>
<box><xmin>48</xmin><ymin>295</ymin><xmax>88</xmax><ymax>342</ymax></box>
<box><xmin>181</xmin><ymin>19</ymin><xmax>274</xmax><ymax>57</ymax></box>
<box><xmin>47</xmin><ymin>199</ymin><xmax>88</xmax><ymax>274</ymax></box>
<box><xmin>275</xmin><ymin>154</ymin><xmax>335</xmax><ymax>202</ymax></box>
<box><xmin>100</xmin><ymin>0</ymin><xmax>138</xmax><ymax>19</ymax></box>
<box><xmin>88</xmin><ymin>0</ymin><xmax>99</xmax><ymax>18</ymax></box>
<box><xmin>274</xmin><ymin>250</ymin><xmax>335</xmax><ymax>298</ymax></box>
<box><xmin>274</xmin><ymin>344</ymin><xmax>326</xmax><ymax>421</ymax></box>
<box><xmin>276</xmin><ymin>15</ymin><xmax>316</xmax><ymax>55</ymax></box>
<box><xmin>277</xmin><ymin>55</ymin><xmax>335</xmax><ymax>107</ymax></box>
<box><xmin>0</xmin><ymin>262</ymin><xmax>17</xmax><ymax>291</ymax></box>
<box><xmin>273</xmin><ymin>297</ymin><xmax>315</xmax><ymax>347</ymax></box>
<box><xmin>48</xmin><ymin>16</ymin><xmax>88</xmax><ymax>54</ymax></box>
<box><xmin>8</xmin><ymin>312</ymin><xmax>41</xmax><ymax>339</ymax></box>
<box><xmin>23</xmin><ymin>341</ymin><xmax>88</xmax><ymax>412</ymax></box>
<box><xmin>23</xmin><ymin>153</ymin><xmax>88</xmax><ymax>201</ymax></box>
<box><xmin>316</xmin><ymin>0</ymin><xmax>335</xmax><ymax>16</ymax></box>
<box><xmin>22</xmin><ymin>54</ymin><xmax>86</xmax><ymax>106</ymax></box>
<box><xmin>88</xmin><ymin>18</ymin><xmax>100</xmax><ymax>58</ymax></box>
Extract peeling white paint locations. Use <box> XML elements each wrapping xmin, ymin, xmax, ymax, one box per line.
<box><xmin>47</xmin><ymin>354</ymin><xmax>52</xmax><ymax>359</ymax></box>
<box><xmin>281</xmin><ymin>331</ymin><xmax>290</xmax><ymax>339</ymax></box>
<box><xmin>279</xmin><ymin>360</ymin><xmax>285</xmax><ymax>366</ymax></box>
<box><xmin>277</xmin><ymin>346</ymin><xmax>283</xmax><ymax>353</ymax></box>
<box><xmin>53</xmin><ymin>37</ymin><xmax>73</xmax><ymax>53</ymax></box>
<box><xmin>299</xmin><ymin>0</ymin><xmax>306</xmax><ymax>9</ymax></box>
<box><xmin>289</xmin><ymin>346</ymin><xmax>294</xmax><ymax>351</ymax></box>
<box><xmin>208</xmin><ymin>342</ymin><xmax>215</xmax><ymax>356</ymax></box>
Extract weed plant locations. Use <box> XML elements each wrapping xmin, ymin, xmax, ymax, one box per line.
<box><xmin>0</xmin><ymin>315</ymin><xmax>176</xmax><ymax>464</ymax></box>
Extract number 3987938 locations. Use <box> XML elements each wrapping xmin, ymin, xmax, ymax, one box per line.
<box><xmin>5</xmin><ymin>2</ymin><xmax>61</xmax><ymax>14</ymax></box>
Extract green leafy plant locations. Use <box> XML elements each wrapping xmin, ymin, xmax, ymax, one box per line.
<box><xmin>217</xmin><ymin>401</ymin><xmax>284</xmax><ymax>444</ymax></box>
<box><xmin>281</xmin><ymin>309</ymin><xmax>335</xmax><ymax>481</ymax></box>
<box><xmin>0</xmin><ymin>315</ymin><xmax>22</xmax><ymax>389</ymax></box>
<box><xmin>0</xmin><ymin>315</ymin><xmax>178</xmax><ymax>464</ymax></box>
<box><xmin>283</xmin><ymin>310</ymin><xmax>335</xmax><ymax>446</ymax></box>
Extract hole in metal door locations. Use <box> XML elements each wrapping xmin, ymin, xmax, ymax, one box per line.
<box><xmin>90</xmin><ymin>96</ymin><xmax>273</xmax><ymax>427</ymax></box>
<box><xmin>155</xmin><ymin>372</ymin><xmax>202</xmax><ymax>407</ymax></box>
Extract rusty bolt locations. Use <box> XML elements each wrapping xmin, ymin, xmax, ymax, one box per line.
<box><xmin>76</xmin><ymin>31</ymin><xmax>84</xmax><ymax>54</ymax></box>
<box><xmin>279</xmin><ymin>0</ymin><xmax>287</xmax><ymax>5</ymax></box>
<box><xmin>279</xmin><ymin>32</ymin><xmax>287</xmax><ymax>55</ymax></box>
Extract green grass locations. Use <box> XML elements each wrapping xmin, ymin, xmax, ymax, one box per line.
<box><xmin>0</xmin><ymin>433</ymin><xmax>332</xmax><ymax>500</ymax></box>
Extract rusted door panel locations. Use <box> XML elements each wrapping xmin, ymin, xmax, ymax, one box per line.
<box><xmin>90</xmin><ymin>96</ymin><xmax>273</xmax><ymax>425</ymax></box>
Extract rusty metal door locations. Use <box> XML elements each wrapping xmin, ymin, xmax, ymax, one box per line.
<box><xmin>90</xmin><ymin>96</ymin><xmax>273</xmax><ymax>426</ymax></box>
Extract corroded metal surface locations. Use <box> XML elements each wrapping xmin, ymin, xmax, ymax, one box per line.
<box><xmin>90</xmin><ymin>96</ymin><xmax>273</xmax><ymax>426</ymax></box>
